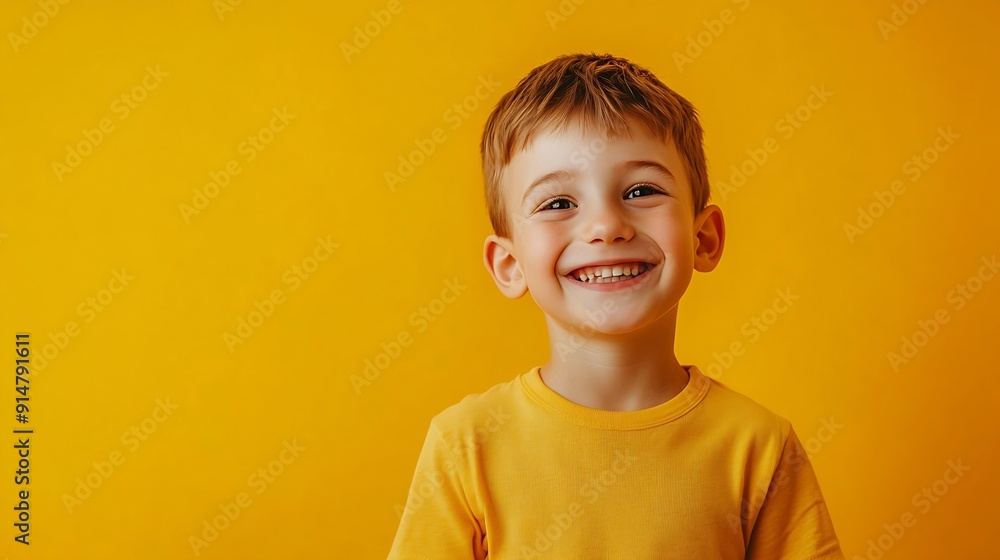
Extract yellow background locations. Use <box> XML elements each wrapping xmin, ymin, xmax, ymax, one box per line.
<box><xmin>1</xmin><ymin>0</ymin><xmax>998</xmax><ymax>558</ymax></box>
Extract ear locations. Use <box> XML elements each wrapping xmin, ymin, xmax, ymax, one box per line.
<box><xmin>483</xmin><ymin>234</ymin><xmax>528</xmax><ymax>299</ymax></box>
<box><xmin>692</xmin><ymin>204</ymin><xmax>725</xmax><ymax>273</ymax></box>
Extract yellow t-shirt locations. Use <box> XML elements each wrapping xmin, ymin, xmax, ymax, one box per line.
<box><xmin>387</xmin><ymin>365</ymin><xmax>845</xmax><ymax>559</ymax></box>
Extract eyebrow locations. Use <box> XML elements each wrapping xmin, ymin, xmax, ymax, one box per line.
<box><xmin>520</xmin><ymin>168</ymin><xmax>580</xmax><ymax>207</ymax></box>
<box><xmin>520</xmin><ymin>159</ymin><xmax>675</xmax><ymax>208</ymax></box>
<box><xmin>613</xmin><ymin>159</ymin><xmax>675</xmax><ymax>181</ymax></box>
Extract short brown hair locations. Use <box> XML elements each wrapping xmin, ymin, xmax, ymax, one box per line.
<box><xmin>480</xmin><ymin>53</ymin><xmax>711</xmax><ymax>239</ymax></box>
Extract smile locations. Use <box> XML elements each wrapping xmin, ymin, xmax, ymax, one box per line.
<box><xmin>566</xmin><ymin>262</ymin><xmax>653</xmax><ymax>284</ymax></box>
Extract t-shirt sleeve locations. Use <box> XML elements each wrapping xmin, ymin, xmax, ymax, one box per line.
<box><xmin>745</xmin><ymin>424</ymin><xmax>845</xmax><ymax>560</ymax></box>
<box><xmin>386</xmin><ymin>420</ymin><xmax>486</xmax><ymax>560</ymax></box>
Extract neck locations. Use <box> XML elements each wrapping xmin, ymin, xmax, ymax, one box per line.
<box><xmin>540</xmin><ymin>307</ymin><xmax>689</xmax><ymax>411</ymax></box>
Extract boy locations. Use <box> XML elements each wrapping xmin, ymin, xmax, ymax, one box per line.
<box><xmin>388</xmin><ymin>53</ymin><xmax>844</xmax><ymax>559</ymax></box>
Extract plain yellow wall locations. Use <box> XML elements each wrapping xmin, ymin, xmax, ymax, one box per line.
<box><xmin>1</xmin><ymin>0</ymin><xmax>998</xmax><ymax>558</ymax></box>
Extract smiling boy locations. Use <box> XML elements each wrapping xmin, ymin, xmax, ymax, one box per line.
<box><xmin>388</xmin><ymin>53</ymin><xmax>844</xmax><ymax>559</ymax></box>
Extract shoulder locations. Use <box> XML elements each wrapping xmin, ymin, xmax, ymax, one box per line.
<box><xmin>699</xmin><ymin>371</ymin><xmax>794</xmax><ymax>447</ymax></box>
<box><xmin>427</xmin><ymin>374</ymin><xmax>523</xmax><ymax>442</ymax></box>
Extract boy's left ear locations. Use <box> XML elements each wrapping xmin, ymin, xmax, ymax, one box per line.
<box><xmin>693</xmin><ymin>204</ymin><xmax>725</xmax><ymax>272</ymax></box>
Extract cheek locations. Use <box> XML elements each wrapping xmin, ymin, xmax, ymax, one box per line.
<box><xmin>648</xmin><ymin>217</ymin><xmax>692</xmax><ymax>258</ymax></box>
<box><xmin>518</xmin><ymin>225</ymin><xmax>563</xmax><ymax>274</ymax></box>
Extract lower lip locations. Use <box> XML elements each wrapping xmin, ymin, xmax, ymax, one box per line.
<box><xmin>565</xmin><ymin>265</ymin><xmax>655</xmax><ymax>292</ymax></box>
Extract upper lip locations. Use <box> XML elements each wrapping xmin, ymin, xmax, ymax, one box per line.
<box><xmin>565</xmin><ymin>258</ymin><xmax>655</xmax><ymax>276</ymax></box>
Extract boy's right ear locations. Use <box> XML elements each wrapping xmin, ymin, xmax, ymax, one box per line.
<box><xmin>483</xmin><ymin>234</ymin><xmax>528</xmax><ymax>299</ymax></box>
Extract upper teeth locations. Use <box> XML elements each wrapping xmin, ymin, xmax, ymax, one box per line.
<box><xmin>571</xmin><ymin>262</ymin><xmax>649</xmax><ymax>282</ymax></box>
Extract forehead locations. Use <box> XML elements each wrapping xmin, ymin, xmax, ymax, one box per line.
<box><xmin>499</xmin><ymin>118</ymin><xmax>687</xmax><ymax>206</ymax></box>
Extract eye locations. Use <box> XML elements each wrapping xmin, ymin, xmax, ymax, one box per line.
<box><xmin>539</xmin><ymin>197</ymin><xmax>576</xmax><ymax>211</ymax></box>
<box><xmin>625</xmin><ymin>183</ymin><xmax>661</xmax><ymax>199</ymax></box>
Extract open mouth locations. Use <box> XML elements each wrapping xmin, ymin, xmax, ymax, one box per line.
<box><xmin>566</xmin><ymin>262</ymin><xmax>654</xmax><ymax>284</ymax></box>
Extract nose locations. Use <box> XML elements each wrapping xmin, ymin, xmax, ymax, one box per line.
<box><xmin>582</xmin><ymin>199</ymin><xmax>634</xmax><ymax>243</ymax></box>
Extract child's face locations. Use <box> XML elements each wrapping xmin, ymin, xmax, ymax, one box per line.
<box><xmin>484</xmin><ymin>117</ymin><xmax>721</xmax><ymax>335</ymax></box>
